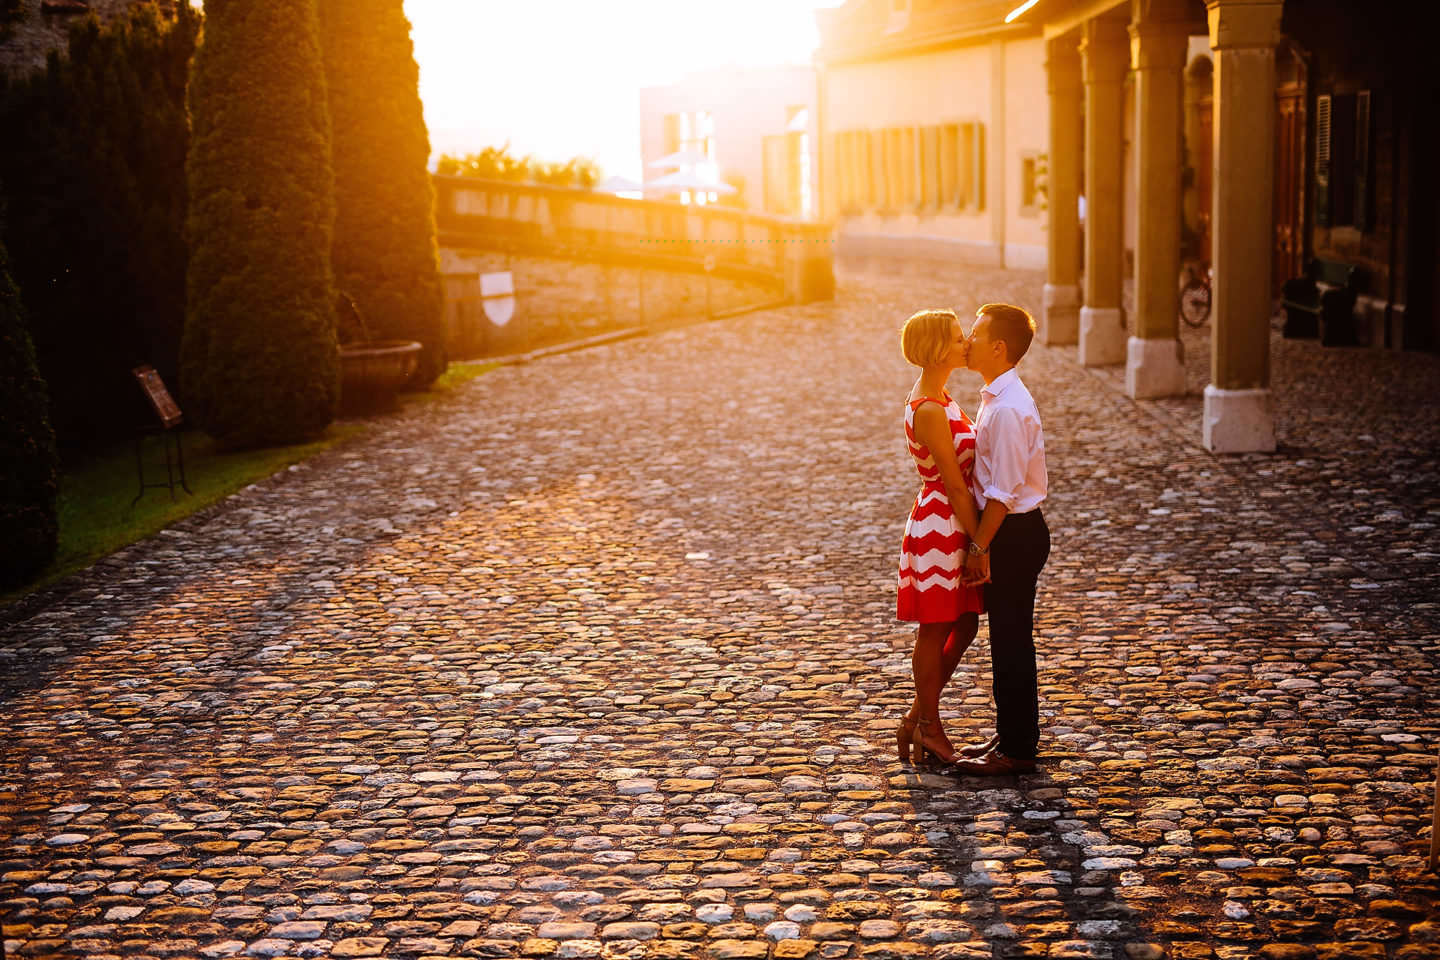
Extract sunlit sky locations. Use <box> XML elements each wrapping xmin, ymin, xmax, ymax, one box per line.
<box><xmin>403</xmin><ymin>0</ymin><xmax>844</xmax><ymax>181</ymax></box>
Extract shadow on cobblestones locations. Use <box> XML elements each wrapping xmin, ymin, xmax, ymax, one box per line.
<box><xmin>1</xmin><ymin>260</ymin><xmax>1437</xmax><ymax>959</ymax></box>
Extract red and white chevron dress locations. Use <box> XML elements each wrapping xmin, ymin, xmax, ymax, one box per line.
<box><xmin>897</xmin><ymin>393</ymin><xmax>985</xmax><ymax>623</ymax></box>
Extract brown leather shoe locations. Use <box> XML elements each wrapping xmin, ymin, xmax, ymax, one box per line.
<box><xmin>956</xmin><ymin>734</ymin><xmax>999</xmax><ymax>759</ymax></box>
<box><xmin>948</xmin><ymin>749</ymin><xmax>1037</xmax><ymax>776</ymax></box>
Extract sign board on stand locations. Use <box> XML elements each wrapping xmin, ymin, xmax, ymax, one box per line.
<box><xmin>130</xmin><ymin>365</ymin><xmax>191</xmax><ymax>505</ymax></box>
<box><xmin>133</xmin><ymin>365</ymin><xmax>183</xmax><ymax>429</ymax></box>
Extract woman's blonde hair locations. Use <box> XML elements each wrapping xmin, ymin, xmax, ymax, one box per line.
<box><xmin>900</xmin><ymin>308</ymin><xmax>957</xmax><ymax>367</ymax></box>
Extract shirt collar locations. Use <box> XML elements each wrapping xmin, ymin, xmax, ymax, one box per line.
<box><xmin>980</xmin><ymin>367</ymin><xmax>1020</xmax><ymax>400</ymax></box>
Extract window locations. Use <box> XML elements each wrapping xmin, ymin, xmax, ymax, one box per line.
<box><xmin>1020</xmin><ymin>151</ymin><xmax>1042</xmax><ymax>216</ymax></box>
<box><xmin>1315</xmin><ymin>90</ymin><xmax>1372</xmax><ymax>231</ymax></box>
<box><xmin>763</xmin><ymin>134</ymin><xmax>786</xmax><ymax>214</ymax></box>
<box><xmin>899</xmin><ymin>127</ymin><xmax>918</xmax><ymax>210</ymax></box>
<box><xmin>951</xmin><ymin>121</ymin><xmax>985</xmax><ymax>212</ymax></box>
<box><xmin>921</xmin><ymin>126</ymin><xmax>941</xmax><ymax>210</ymax></box>
<box><xmin>836</xmin><ymin>133</ymin><xmax>852</xmax><ymax>215</ymax></box>
<box><xmin>870</xmin><ymin>130</ymin><xmax>887</xmax><ymax>213</ymax></box>
<box><xmin>959</xmin><ymin>125</ymin><xmax>975</xmax><ymax>207</ymax></box>
<box><xmin>786</xmin><ymin>105</ymin><xmax>811</xmax><ymax>219</ymax></box>
<box><xmin>885</xmin><ymin>128</ymin><xmax>904</xmax><ymax>213</ymax></box>
<box><xmin>856</xmin><ymin>130</ymin><xmax>872</xmax><ymax>210</ymax></box>
<box><xmin>663</xmin><ymin>110</ymin><xmax>718</xmax><ymax>205</ymax></box>
<box><xmin>663</xmin><ymin>113</ymin><xmax>681</xmax><ymax>155</ymax></box>
<box><xmin>940</xmin><ymin>125</ymin><xmax>959</xmax><ymax>206</ymax></box>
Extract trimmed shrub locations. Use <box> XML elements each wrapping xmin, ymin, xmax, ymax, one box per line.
<box><xmin>0</xmin><ymin>221</ymin><xmax>60</xmax><ymax>588</ymax></box>
<box><xmin>183</xmin><ymin>0</ymin><xmax>338</xmax><ymax>449</ymax></box>
<box><xmin>0</xmin><ymin>5</ymin><xmax>198</xmax><ymax>449</ymax></box>
<box><xmin>318</xmin><ymin>0</ymin><xmax>445</xmax><ymax>387</ymax></box>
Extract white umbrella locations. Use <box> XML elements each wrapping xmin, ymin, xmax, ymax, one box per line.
<box><xmin>594</xmin><ymin>174</ymin><xmax>644</xmax><ymax>194</ymax></box>
<box><xmin>647</xmin><ymin>148</ymin><xmax>711</xmax><ymax>170</ymax></box>
<box><xmin>644</xmin><ymin>169</ymin><xmax>736</xmax><ymax>195</ymax></box>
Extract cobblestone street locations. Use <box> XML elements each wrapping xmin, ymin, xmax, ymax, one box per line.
<box><xmin>3</xmin><ymin>264</ymin><xmax>1439</xmax><ymax>960</ymax></box>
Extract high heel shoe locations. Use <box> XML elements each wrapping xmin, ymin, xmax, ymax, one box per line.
<box><xmin>895</xmin><ymin>715</ymin><xmax>920</xmax><ymax>764</ymax></box>
<box><xmin>913</xmin><ymin>717</ymin><xmax>959</xmax><ymax>766</ymax></box>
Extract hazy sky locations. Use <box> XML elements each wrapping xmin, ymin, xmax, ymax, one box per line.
<box><xmin>403</xmin><ymin>0</ymin><xmax>844</xmax><ymax>180</ymax></box>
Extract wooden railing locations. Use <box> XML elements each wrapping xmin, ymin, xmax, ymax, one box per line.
<box><xmin>432</xmin><ymin>175</ymin><xmax>834</xmax><ymax>302</ymax></box>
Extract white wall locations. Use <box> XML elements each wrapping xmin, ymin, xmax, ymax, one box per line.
<box><xmin>1003</xmin><ymin>36</ymin><xmax>1048</xmax><ymax>270</ymax></box>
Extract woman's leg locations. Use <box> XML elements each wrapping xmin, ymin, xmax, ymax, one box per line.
<box><xmin>911</xmin><ymin>620</ymin><xmax>956</xmax><ymax>752</ymax></box>
<box><xmin>939</xmin><ymin>613</ymin><xmax>979</xmax><ymax>690</ymax></box>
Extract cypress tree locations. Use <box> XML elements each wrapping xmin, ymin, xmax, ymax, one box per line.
<box><xmin>0</xmin><ymin>213</ymin><xmax>60</xmax><ymax>588</ymax></box>
<box><xmin>0</xmin><ymin>5</ymin><xmax>198</xmax><ymax>449</ymax></box>
<box><xmin>182</xmin><ymin>0</ymin><xmax>338</xmax><ymax>449</ymax></box>
<box><xmin>318</xmin><ymin>0</ymin><xmax>446</xmax><ymax>387</ymax></box>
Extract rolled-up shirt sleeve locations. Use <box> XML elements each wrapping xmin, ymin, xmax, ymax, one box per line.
<box><xmin>979</xmin><ymin>407</ymin><xmax>1033</xmax><ymax>511</ymax></box>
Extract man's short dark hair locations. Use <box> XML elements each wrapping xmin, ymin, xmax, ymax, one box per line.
<box><xmin>978</xmin><ymin>302</ymin><xmax>1036</xmax><ymax>363</ymax></box>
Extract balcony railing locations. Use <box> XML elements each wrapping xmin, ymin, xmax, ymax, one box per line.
<box><xmin>432</xmin><ymin>175</ymin><xmax>833</xmax><ymax>298</ymax></box>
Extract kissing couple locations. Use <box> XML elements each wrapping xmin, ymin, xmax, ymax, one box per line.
<box><xmin>895</xmin><ymin>303</ymin><xmax>1051</xmax><ymax>776</ymax></box>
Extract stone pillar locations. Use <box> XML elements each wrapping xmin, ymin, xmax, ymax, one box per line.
<box><xmin>1203</xmin><ymin>0</ymin><xmax>1282</xmax><ymax>452</ymax></box>
<box><xmin>785</xmin><ymin>224</ymin><xmax>835</xmax><ymax>304</ymax></box>
<box><xmin>1079</xmin><ymin>17</ymin><xmax>1129</xmax><ymax>366</ymax></box>
<box><xmin>1125</xmin><ymin>0</ymin><xmax>1190</xmax><ymax>398</ymax></box>
<box><xmin>1043</xmin><ymin>36</ymin><xmax>1082</xmax><ymax>345</ymax></box>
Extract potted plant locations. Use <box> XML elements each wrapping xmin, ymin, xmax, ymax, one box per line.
<box><xmin>337</xmin><ymin>291</ymin><xmax>421</xmax><ymax>410</ymax></box>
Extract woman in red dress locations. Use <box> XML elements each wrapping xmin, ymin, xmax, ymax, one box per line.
<box><xmin>896</xmin><ymin>309</ymin><xmax>986</xmax><ymax>766</ymax></box>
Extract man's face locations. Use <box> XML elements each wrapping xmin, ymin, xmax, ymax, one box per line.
<box><xmin>966</xmin><ymin>314</ymin><xmax>998</xmax><ymax>371</ymax></box>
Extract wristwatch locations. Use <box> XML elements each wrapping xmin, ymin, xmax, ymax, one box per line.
<box><xmin>967</xmin><ymin>541</ymin><xmax>989</xmax><ymax>557</ymax></box>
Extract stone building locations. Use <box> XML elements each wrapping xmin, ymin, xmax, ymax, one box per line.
<box><xmin>0</xmin><ymin>0</ymin><xmax>171</xmax><ymax>78</ymax></box>
<box><xmin>815</xmin><ymin>0</ymin><xmax>1438</xmax><ymax>454</ymax></box>
<box><xmin>639</xmin><ymin>65</ymin><xmax>820</xmax><ymax>219</ymax></box>
<box><xmin>813</xmin><ymin>0</ymin><xmax>1051</xmax><ymax>269</ymax></box>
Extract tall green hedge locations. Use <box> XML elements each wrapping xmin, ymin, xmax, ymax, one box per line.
<box><xmin>0</xmin><ymin>5</ymin><xmax>198</xmax><ymax>449</ymax></box>
<box><xmin>0</xmin><ymin>219</ymin><xmax>60</xmax><ymax>588</ymax></box>
<box><xmin>182</xmin><ymin>0</ymin><xmax>338</xmax><ymax>449</ymax></box>
<box><xmin>318</xmin><ymin>0</ymin><xmax>445</xmax><ymax>387</ymax></box>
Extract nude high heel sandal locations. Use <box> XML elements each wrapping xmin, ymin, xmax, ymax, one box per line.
<box><xmin>895</xmin><ymin>715</ymin><xmax>920</xmax><ymax>764</ymax></box>
<box><xmin>914</xmin><ymin>717</ymin><xmax>959</xmax><ymax>766</ymax></box>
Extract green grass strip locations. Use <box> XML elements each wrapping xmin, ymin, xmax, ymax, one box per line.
<box><xmin>2</xmin><ymin>359</ymin><xmax>503</xmax><ymax>608</ymax></box>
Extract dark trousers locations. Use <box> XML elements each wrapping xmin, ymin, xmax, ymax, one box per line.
<box><xmin>984</xmin><ymin>508</ymin><xmax>1050</xmax><ymax>760</ymax></box>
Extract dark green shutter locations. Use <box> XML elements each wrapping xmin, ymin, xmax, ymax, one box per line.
<box><xmin>1315</xmin><ymin>94</ymin><xmax>1331</xmax><ymax>228</ymax></box>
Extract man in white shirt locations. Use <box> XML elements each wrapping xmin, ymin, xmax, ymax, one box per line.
<box><xmin>951</xmin><ymin>302</ymin><xmax>1050</xmax><ymax>776</ymax></box>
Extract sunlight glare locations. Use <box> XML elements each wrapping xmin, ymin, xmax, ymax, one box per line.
<box><xmin>403</xmin><ymin>0</ymin><xmax>843</xmax><ymax>180</ymax></box>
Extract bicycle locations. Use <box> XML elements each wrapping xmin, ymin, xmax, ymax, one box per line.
<box><xmin>1179</xmin><ymin>261</ymin><xmax>1212</xmax><ymax>328</ymax></box>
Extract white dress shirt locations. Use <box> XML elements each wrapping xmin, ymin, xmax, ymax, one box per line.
<box><xmin>970</xmin><ymin>367</ymin><xmax>1048</xmax><ymax>514</ymax></box>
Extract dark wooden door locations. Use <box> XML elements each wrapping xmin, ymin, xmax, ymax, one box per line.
<box><xmin>1273</xmin><ymin>42</ymin><xmax>1308</xmax><ymax>296</ymax></box>
<box><xmin>1274</xmin><ymin>88</ymin><xmax>1306</xmax><ymax>294</ymax></box>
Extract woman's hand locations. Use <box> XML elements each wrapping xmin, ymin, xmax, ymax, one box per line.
<box><xmin>962</xmin><ymin>551</ymin><xmax>990</xmax><ymax>586</ymax></box>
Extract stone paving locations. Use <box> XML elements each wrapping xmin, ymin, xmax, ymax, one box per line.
<box><xmin>2</xmin><ymin>262</ymin><xmax>1439</xmax><ymax>960</ymax></box>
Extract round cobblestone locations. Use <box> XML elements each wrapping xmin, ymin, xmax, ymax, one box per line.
<box><xmin>1</xmin><ymin>263</ymin><xmax>1438</xmax><ymax>960</ymax></box>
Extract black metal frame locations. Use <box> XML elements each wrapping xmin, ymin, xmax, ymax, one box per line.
<box><xmin>132</xmin><ymin>421</ymin><xmax>192</xmax><ymax>508</ymax></box>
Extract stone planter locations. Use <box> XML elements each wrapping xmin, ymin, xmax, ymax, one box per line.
<box><xmin>339</xmin><ymin>339</ymin><xmax>421</xmax><ymax>409</ymax></box>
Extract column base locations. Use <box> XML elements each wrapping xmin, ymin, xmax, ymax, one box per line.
<box><xmin>1125</xmin><ymin>336</ymin><xmax>1186</xmax><ymax>399</ymax></box>
<box><xmin>1079</xmin><ymin>306</ymin><xmax>1126</xmax><ymax>366</ymax></box>
<box><xmin>1203</xmin><ymin>384</ymin><xmax>1276</xmax><ymax>453</ymax></box>
<box><xmin>1042</xmin><ymin>283</ymin><xmax>1080</xmax><ymax>345</ymax></box>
